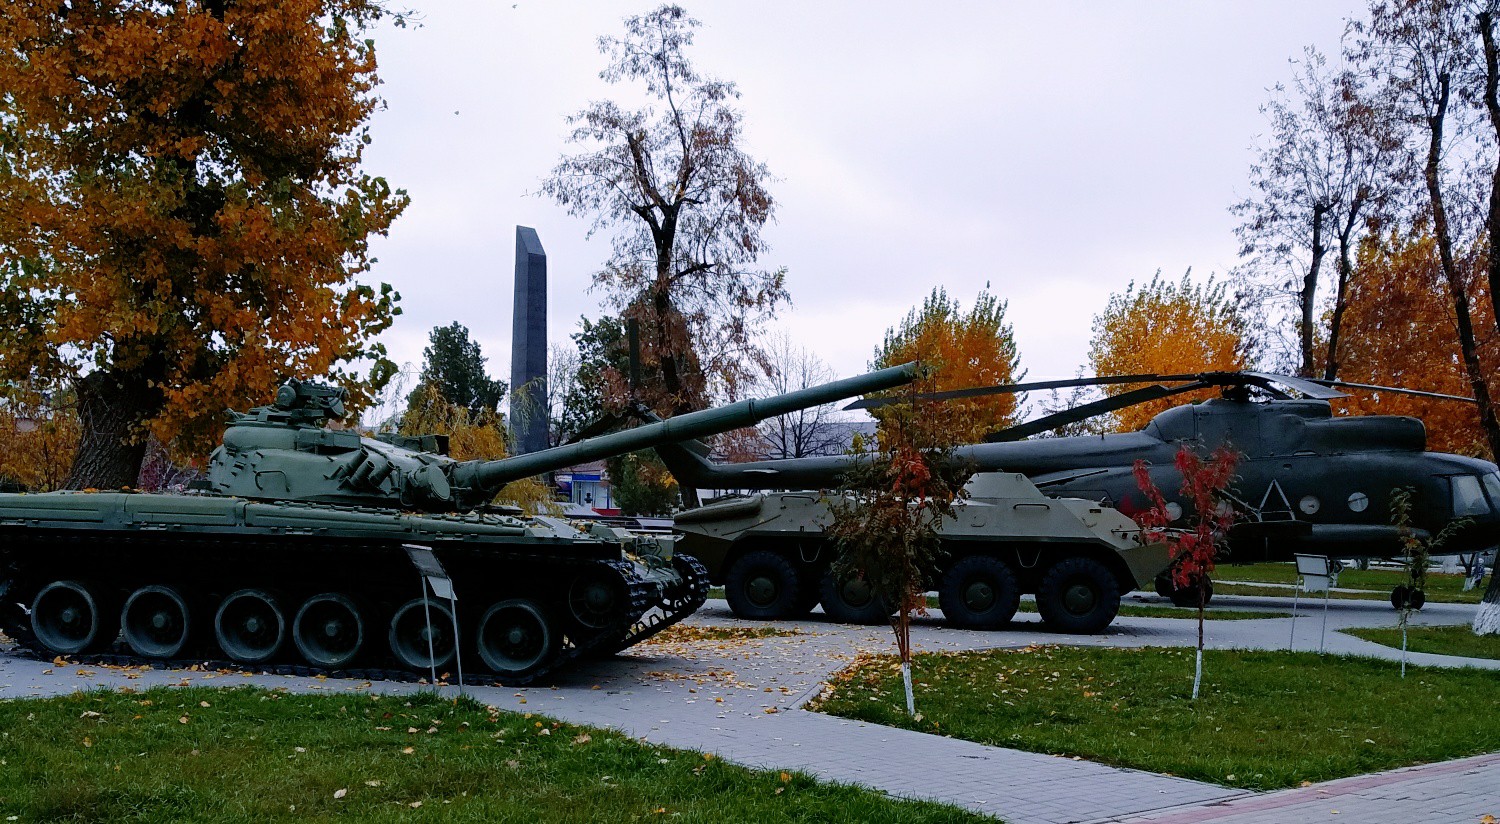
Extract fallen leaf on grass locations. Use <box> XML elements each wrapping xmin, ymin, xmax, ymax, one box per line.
<box><xmin>409</xmin><ymin>801</ymin><xmax>422</xmax><ymax>809</ymax></box>
<box><xmin>365</xmin><ymin>780</ymin><xmax>382</xmax><ymax>787</ymax></box>
<box><xmin>333</xmin><ymin>789</ymin><xmax>347</xmax><ymax>800</ymax></box>
<box><xmin>178</xmin><ymin>716</ymin><xmax>189</xmax><ymax>725</ymax></box>
<box><xmin>401</xmin><ymin>747</ymin><xmax>414</xmax><ymax>755</ymax></box>
<box><xmin>573</xmin><ymin>734</ymin><xmax>591</xmax><ymax>745</ymax></box>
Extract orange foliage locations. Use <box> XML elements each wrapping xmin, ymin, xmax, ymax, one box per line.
<box><xmin>1333</xmin><ymin>232</ymin><xmax>1492</xmax><ymax>457</ymax></box>
<box><xmin>873</xmin><ymin>288</ymin><xmax>1024</xmax><ymax>444</ymax></box>
<box><xmin>1089</xmin><ymin>273</ymin><xmax>1249</xmax><ymax>433</ymax></box>
<box><xmin>0</xmin><ymin>386</ymin><xmax>78</xmax><ymax>492</ymax></box>
<box><xmin>0</xmin><ymin>0</ymin><xmax>406</xmax><ymax>470</ymax></box>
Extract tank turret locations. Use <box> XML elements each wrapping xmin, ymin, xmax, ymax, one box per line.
<box><xmin>208</xmin><ymin>363</ymin><xmax>920</xmax><ymax>512</ymax></box>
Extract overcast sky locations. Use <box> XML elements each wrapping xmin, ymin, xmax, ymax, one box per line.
<box><xmin>359</xmin><ymin>0</ymin><xmax>1367</xmax><ymax>407</ymax></box>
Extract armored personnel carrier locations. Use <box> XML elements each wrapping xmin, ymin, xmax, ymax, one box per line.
<box><xmin>0</xmin><ymin>364</ymin><xmax>917</xmax><ymax>684</ymax></box>
<box><xmin>674</xmin><ymin>472</ymin><xmax>1170</xmax><ymax>634</ymax></box>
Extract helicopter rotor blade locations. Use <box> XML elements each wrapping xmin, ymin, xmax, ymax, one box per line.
<box><xmin>1307</xmin><ymin>379</ymin><xmax>1478</xmax><ymax>404</ymax></box>
<box><xmin>1238</xmin><ymin>371</ymin><xmax>1346</xmax><ymax>400</ymax></box>
<box><xmin>843</xmin><ymin>373</ymin><xmax>1205</xmax><ymax>411</ymax></box>
<box><xmin>983</xmin><ymin>381</ymin><xmax>1212</xmax><ymax>442</ymax></box>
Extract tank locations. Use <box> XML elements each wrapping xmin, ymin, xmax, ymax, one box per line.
<box><xmin>675</xmin><ymin>472</ymin><xmax>1172</xmax><ymax>633</ymax></box>
<box><xmin>0</xmin><ymin>363</ymin><xmax>918</xmax><ymax>684</ymax></box>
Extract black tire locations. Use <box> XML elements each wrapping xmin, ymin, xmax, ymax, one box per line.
<box><xmin>938</xmin><ymin>555</ymin><xmax>1021</xmax><ymax>629</ymax></box>
<box><xmin>387</xmin><ymin>598</ymin><xmax>457</xmax><ymax>671</ymax></box>
<box><xmin>817</xmin><ymin>568</ymin><xmax>889</xmax><ymax>625</ymax></box>
<box><xmin>1391</xmin><ymin>586</ymin><xmax>1426</xmax><ymax>610</ymax></box>
<box><xmin>724</xmin><ymin>550</ymin><xmax>806</xmax><ymax>620</ymax></box>
<box><xmin>1169</xmin><ymin>578</ymin><xmax>1214</xmax><ymax>608</ymax></box>
<box><xmin>213</xmin><ymin>589</ymin><xmax>288</xmax><ymax>665</ymax></box>
<box><xmin>1154</xmin><ymin>573</ymin><xmax>1174</xmax><ymax>599</ymax></box>
<box><xmin>1036</xmin><ymin>557</ymin><xmax>1121</xmax><ymax>634</ymax></box>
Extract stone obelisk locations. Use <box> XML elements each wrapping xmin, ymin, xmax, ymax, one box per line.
<box><xmin>510</xmin><ymin>226</ymin><xmax>548</xmax><ymax>455</ymax></box>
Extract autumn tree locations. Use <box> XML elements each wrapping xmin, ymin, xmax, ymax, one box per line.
<box><xmin>871</xmin><ymin>287</ymin><xmax>1024</xmax><ymax>445</ymax></box>
<box><xmin>541</xmin><ymin>5</ymin><xmax>787</xmax><ymax>420</ymax></box>
<box><xmin>0</xmin><ymin>0</ymin><xmax>406</xmax><ymax>490</ymax></box>
<box><xmin>1088</xmin><ymin>272</ymin><xmax>1249</xmax><ymax>432</ymax></box>
<box><xmin>1133</xmin><ymin>446</ymin><xmax>1239</xmax><ymax>700</ymax></box>
<box><xmin>1232</xmin><ymin>46</ymin><xmax>1404</xmax><ymax>378</ymax></box>
<box><xmin>827</xmin><ymin>398</ymin><xmax>972</xmax><ymax>716</ymax></box>
<box><xmin>1349</xmin><ymin>0</ymin><xmax>1500</xmax><ymax>458</ymax></box>
<box><xmin>399</xmin><ymin>383</ymin><xmax>555</xmax><ymax>514</ymax></box>
<box><xmin>1335</xmin><ymin>230</ymin><xmax>1490</xmax><ymax>455</ymax></box>
<box><xmin>0</xmin><ymin>379</ymin><xmax>78</xmax><ymax>492</ymax></box>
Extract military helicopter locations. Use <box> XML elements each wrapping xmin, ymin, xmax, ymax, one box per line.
<box><xmin>652</xmin><ymin>370</ymin><xmax>1500</xmax><ymax>606</ymax></box>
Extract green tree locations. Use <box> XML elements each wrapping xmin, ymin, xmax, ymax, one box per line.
<box><xmin>0</xmin><ymin>0</ymin><xmax>407</xmax><ymax>489</ymax></box>
<box><xmin>541</xmin><ymin>5</ymin><xmax>787</xmax><ymax>417</ymax></box>
<box><xmin>408</xmin><ymin>323</ymin><xmax>506</xmax><ymax>422</ymax></box>
<box><xmin>605</xmin><ymin>451</ymin><xmax>680</xmax><ymax>515</ymax></box>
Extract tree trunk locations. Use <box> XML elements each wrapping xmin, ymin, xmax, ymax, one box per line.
<box><xmin>1479</xmin><ymin>12</ymin><xmax>1500</xmax><ymax>334</ymax></box>
<box><xmin>1323</xmin><ymin>215</ymin><xmax>1360</xmax><ymax>382</ymax></box>
<box><xmin>1300</xmin><ymin>205</ymin><xmax>1328</xmax><ymax>378</ymax></box>
<box><xmin>1424</xmin><ymin>75</ymin><xmax>1500</xmax><ymax>460</ymax></box>
<box><xmin>1476</xmin><ymin>571</ymin><xmax>1500</xmax><ymax>636</ymax></box>
<box><xmin>64</xmin><ymin>371</ymin><xmax>156</xmax><ymax>490</ymax></box>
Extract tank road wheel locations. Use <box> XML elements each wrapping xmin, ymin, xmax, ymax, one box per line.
<box><xmin>817</xmin><ymin>568</ymin><xmax>889</xmax><ymax>625</ymax></box>
<box><xmin>387</xmin><ymin>598</ymin><xmax>457</xmax><ymax>671</ymax></box>
<box><xmin>567</xmin><ymin>568</ymin><xmax>626</xmax><ymax>631</ymax></box>
<box><xmin>30</xmin><ymin>580</ymin><xmax>114</xmax><ymax>655</ymax></box>
<box><xmin>1037</xmin><ymin>557</ymin><xmax>1121</xmax><ymax>634</ymax></box>
<box><xmin>293</xmin><ymin>594</ymin><xmax>366</xmax><ymax>669</ymax></box>
<box><xmin>725</xmin><ymin>550</ymin><xmax>807</xmax><ymax>620</ymax></box>
<box><xmin>121</xmin><ymin>585</ymin><xmax>193</xmax><ymax>659</ymax></box>
<box><xmin>938</xmin><ymin>555</ymin><xmax>1022</xmax><ymax>629</ymax></box>
<box><xmin>213</xmin><ymin>589</ymin><xmax>287</xmax><ymax>665</ymax></box>
<box><xmin>477</xmin><ymin>599</ymin><xmax>558</xmax><ymax>678</ymax></box>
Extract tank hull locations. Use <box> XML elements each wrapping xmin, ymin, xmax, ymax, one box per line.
<box><xmin>0</xmin><ymin>492</ymin><xmax>707</xmax><ymax>685</ymax></box>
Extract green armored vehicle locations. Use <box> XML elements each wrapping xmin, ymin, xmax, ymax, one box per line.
<box><xmin>675</xmin><ymin>472</ymin><xmax>1170</xmax><ymax>634</ymax></box>
<box><xmin>0</xmin><ymin>364</ymin><xmax>917</xmax><ymax>684</ymax></box>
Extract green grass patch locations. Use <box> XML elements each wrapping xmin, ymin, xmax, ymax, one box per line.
<box><xmin>811</xmin><ymin>645</ymin><xmax>1500</xmax><ymax>790</ymax></box>
<box><xmin>1344</xmin><ymin>624</ymin><xmax>1500</xmax><ymax>660</ymax></box>
<box><xmin>0</xmin><ymin>687</ymin><xmax>982</xmax><ymax>823</ymax></box>
<box><xmin>1217</xmin><ymin>562</ymin><xmax>1482</xmax><ymax>604</ymax></box>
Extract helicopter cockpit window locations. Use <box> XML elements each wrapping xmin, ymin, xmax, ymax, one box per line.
<box><xmin>1451</xmin><ymin>475</ymin><xmax>1491</xmax><ymax>517</ymax></box>
<box><xmin>1484</xmin><ymin>473</ymin><xmax>1500</xmax><ymax>508</ymax></box>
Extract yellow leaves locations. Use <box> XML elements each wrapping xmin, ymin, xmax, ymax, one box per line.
<box><xmin>1089</xmin><ymin>273</ymin><xmax>1247</xmax><ymax>433</ymax></box>
<box><xmin>1337</xmin><ymin>231</ymin><xmax>1489</xmax><ymax>456</ymax></box>
<box><xmin>875</xmin><ymin>287</ymin><xmax>1023</xmax><ymax>443</ymax></box>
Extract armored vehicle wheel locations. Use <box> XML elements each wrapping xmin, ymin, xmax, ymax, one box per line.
<box><xmin>1036</xmin><ymin>557</ymin><xmax>1120</xmax><ymax>634</ymax></box>
<box><xmin>1391</xmin><ymin>585</ymin><xmax>1426</xmax><ymax>610</ymax></box>
<box><xmin>938</xmin><ymin>555</ymin><xmax>1021</xmax><ymax>629</ymax></box>
<box><xmin>293</xmin><ymin>593</ymin><xmax>366</xmax><ymax>669</ymax></box>
<box><xmin>31</xmin><ymin>580</ymin><xmax>114</xmax><ymax>655</ymax></box>
<box><xmin>214</xmin><ymin>589</ymin><xmax>287</xmax><ymax>664</ymax></box>
<box><xmin>388</xmin><ymin>598</ymin><xmax>457</xmax><ymax>671</ymax></box>
<box><xmin>725</xmin><ymin>550</ymin><xmax>807</xmax><ymax>620</ymax></box>
<box><xmin>568</xmin><ymin>569</ymin><xmax>626</xmax><ymax>630</ymax></box>
<box><xmin>818</xmin><ymin>568</ymin><xmax>889</xmax><ymax>625</ymax></box>
<box><xmin>477</xmin><ymin>599</ymin><xmax>558</xmax><ymax>677</ymax></box>
<box><xmin>121</xmin><ymin>584</ymin><xmax>193</xmax><ymax>658</ymax></box>
<box><xmin>1169</xmin><ymin>578</ymin><xmax>1213</xmax><ymax>608</ymax></box>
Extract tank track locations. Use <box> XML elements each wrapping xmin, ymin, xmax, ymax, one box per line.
<box><xmin>597</xmin><ymin>554</ymin><xmax>711</xmax><ymax>655</ymax></box>
<box><xmin>0</xmin><ymin>531</ymin><xmax>697</xmax><ymax>687</ymax></box>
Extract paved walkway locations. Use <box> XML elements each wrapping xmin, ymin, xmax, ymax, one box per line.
<box><xmin>2</xmin><ymin>593</ymin><xmax>1496</xmax><ymax>823</ymax></box>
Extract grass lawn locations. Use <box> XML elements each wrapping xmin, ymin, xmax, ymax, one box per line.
<box><xmin>810</xmin><ymin>645</ymin><xmax>1500</xmax><ymax>791</ymax></box>
<box><xmin>1217</xmin><ymin>562</ymin><xmax>1482</xmax><ymax>604</ymax></box>
<box><xmin>1344</xmin><ymin>623</ymin><xmax>1500</xmax><ymax>660</ymax></box>
<box><xmin>0</xmin><ymin>687</ymin><xmax>983</xmax><ymax>823</ymax></box>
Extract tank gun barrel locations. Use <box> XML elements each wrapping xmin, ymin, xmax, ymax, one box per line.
<box><xmin>457</xmin><ymin>362</ymin><xmax>920</xmax><ymax>492</ymax></box>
